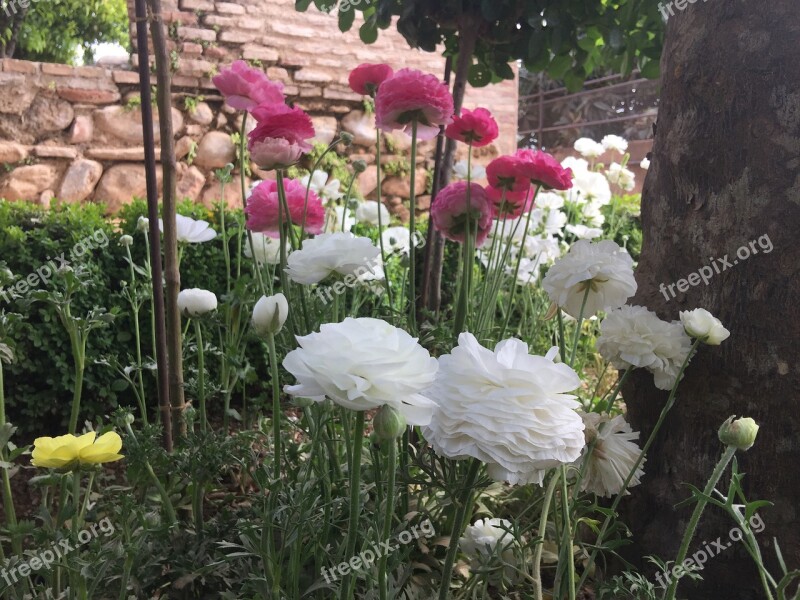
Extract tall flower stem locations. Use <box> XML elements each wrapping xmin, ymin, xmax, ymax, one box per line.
<box><xmin>266</xmin><ymin>333</ymin><xmax>282</xmax><ymax>482</ymax></box>
<box><xmin>438</xmin><ymin>458</ymin><xmax>481</xmax><ymax>600</ymax></box>
<box><xmin>663</xmin><ymin>445</ymin><xmax>738</xmax><ymax>600</ymax></box>
<box><xmin>124</xmin><ymin>245</ymin><xmax>148</xmax><ymax>424</ymax></box>
<box><xmin>240</xmin><ymin>112</ymin><xmax>267</xmax><ymax>297</ymax></box>
<box><xmin>533</xmin><ymin>471</ymin><xmax>561</xmax><ymax>600</ymax></box>
<box><xmin>378</xmin><ymin>440</ymin><xmax>397</xmax><ymax>600</ymax></box>
<box><xmin>453</xmin><ymin>146</ymin><xmax>474</xmax><ymax>336</ymax></box>
<box><xmin>568</xmin><ymin>286</ymin><xmax>592</xmax><ymax>367</ymax></box>
<box><xmin>577</xmin><ymin>339</ymin><xmax>703</xmax><ymax>590</ymax></box>
<box><xmin>375</xmin><ymin>129</ymin><xmax>394</xmax><ymax>313</ymax></box>
<box><xmin>558</xmin><ymin>466</ymin><xmax>577</xmax><ymax>600</ymax></box>
<box><xmin>408</xmin><ymin>120</ymin><xmax>419</xmax><ymax>334</ymax></box>
<box><xmin>0</xmin><ymin>360</ymin><xmax>20</xmax><ymax>555</ymax></box>
<box><xmin>193</xmin><ymin>319</ymin><xmax>207</xmax><ymax>432</ymax></box>
<box><xmin>341</xmin><ymin>410</ymin><xmax>366</xmax><ymax>600</ymax></box>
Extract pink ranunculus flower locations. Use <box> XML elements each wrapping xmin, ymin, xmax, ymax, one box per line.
<box><xmin>245</xmin><ymin>178</ymin><xmax>325</xmax><ymax>237</ymax></box>
<box><xmin>248</xmin><ymin>104</ymin><xmax>316</xmax><ymax>169</ymax></box>
<box><xmin>486</xmin><ymin>155</ymin><xmax>529</xmax><ymax>193</ymax></box>
<box><xmin>375</xmin><ymin>68</ymin><xmax>454</xmax><ymax>140</ymax></box>
<box><xmin>431</xmin><ymin>182</ymin><xmax>494</xmax><ymax>247</ymax></box>
<box><xmin>445</xmin><ymin>107</ymin><xmax>499</xmax><ymax>147</ymax></box>
<box><xmin>212</xmin><ymin>60</ymin><xmax>285</xmax><ymax>111</ymax></box>
<box><xmin>515</xmin><ymin>149</ymin><xmax>574</xmax><ymax>191</ymax></box>
<box><xmin>486</xmin><ymin>185</ymin><xmax>536</xmax><ymax>220</ymax></box>
<box><xmin>348</xmin><ymin>63</ymin><xmax>394</xmax><ymax>96</ymax></box>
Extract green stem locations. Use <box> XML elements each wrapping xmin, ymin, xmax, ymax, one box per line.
<box><xmin>67</xmin><ymin>327</ymin><xmax>86</xmax><ymax>435</ymax></box>
<box><xmin>533</xmin><ymin>471</ymin><xmax>561</xmax><ymax>600</ymax></box>
<box><xmin>375</xmin><ymin>129</ymin><xmax>394</xmax><ymax>314</ymax></box>
<box><xmin>193</xmin><ymin>320</ymin><xmax>207</xmax><ymax>432</ymax></box>
<box><xmin>568</xmin><ymin>286</ymin><xmax>592</xmax><ymax>367</ymax></box>
<box><xmin>0</xmin><ymin>360</ymin><xmax>20</xmax><ymax>555</ymax></box>
<box><xmin>453</xmin><ymin>146</ymin><xmax>475</xmax><ymax>336</ymax></box>
<box><xmin>577</xmin><ymin>339</ymin><xmax>703</xmax><ymax>590</ymax></box>
<box><xmin>125</xmin><ymin>423</ymin><xmax>176</xmax><ymax>525</ymax></box>
<box><xmin>240</xmin><ymin>111</ymin><xmax>267</xmax><ymax>297</ymax></box>
<box><xmin>560</xmin><ymin>466</ymin><xmax>576</xmax><ymax>600</ymax></box>
<box><xmin>125</xmin><ymin>245</ymin><xmax>148</xmax><ymax>424</ymax></box>
<box><xmin>267</xmin><ymin>333</ymin><xmax>282</xmax><ymax>482</ymax></box>
<box><xmin>663</xmin><ymin>445</ymin><xmax>738</xmax><ymax>600</ymax></box>
<box><xmin>438</xmin><ymin>459</ymin><xmax>481</xmax><ymax>600</ymax></box>
<box><xmin>408</xmin><ymin>120</ymin><xmax>419</xmax><ymax>334</ymax></box>
<box><xmin>341</xmin><ymin>411</ymin><xmax>366</xmax><ymax>600</ymax></box>
<box><xmin>378</xmin><ymin>440</ymin><xmax>397</xmax><ymax>600</ymax></box>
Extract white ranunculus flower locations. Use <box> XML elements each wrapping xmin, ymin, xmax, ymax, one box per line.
<box><xmin>535</xmin><ymin>191</ymin><xmax>565</xmax><ymax>210</ymax></box>
<box><xmin>578</xmin><ymin>412</ymin><xmax>645</xmax><ymax>497</ymax></box>
<box><xmin>453</xmin><ymin>159</ymin><xmax>487</xmax><ymax>181</ymax></box>
<box><xmin>533</xmin><ymin>208</ymin><xmax>567</xmax><ymax>236</ymax></box>
<box><xmin>601</xmin><ymin>134</ymin><xmax>628</xmax><ymax>154</ymax></box>
<box><xmin>573</xmin><ymin>137</ymin><xmax>605</xmax><ymax>158</ymax></box>
<box><xmin>422</xmin><ymin>334</ymin><xmax>585</xmax><ymax>486</ymax></box>
<box><xmin>523</xmin><ymin>235</ymin><xmax>561</xmax><ymax>263</ymax></box>
<box><xmin>565</xmin><ymin>224</ymin><xmax>603</xmax><ymax>240</ymax></box>
<box><xmin>542</xmin><ymin>240</ymin><xmax>636</xmax><ymax>318</ymax></box>
<box><xmin>160</xmin><ymin>214</ymin><xmax>217</xmax><ymax>243</ymax></box>
<box><xmin>137</xmin><ymin>216</ymin><xmax>149</xmax><ymax>232</ymax></box>
<box><xmin>606</xmin><ymin>162</ymin><xmax>636</xmax><ymax>192</ymax></box>
<box><xmin>596</xmin><ymin>305</ymin><xmax>693</xmax><ymax>391</ymax></box>
<box><xmin>680</xmin><ymin>308</ymin><xmax>730</xmax><ymax>345</ymax></box>
<box><xmin>460</xmin><ymin>518</ymin><xmax>517</xmax><ymax>577</ymax></box>
<box><xmin>252</xmin><ymin>293</ymin><xmax>289</xmax><ymax>337</ymax></box>
<box><xmin>244</xmin><ymin>232</ymin><xmax>284</xmax><ymax>265</ymax></box>
<box><xmin>381</xmin><ymin>226</ymin><xmax>414</xmax><ymax>255</ymax></box>
<box><xmin>355</xmin><ymin>200</ymin><xmax>390</xmax><ymax>226</ymax></box>
<box><xmin>119</xmin><ymin>235</ymin><xmax>133</xmax><ymax>247</ymax></box>
<box><xmin>283</xmin><ymin>317</ymin><xmax>438</xmax><ymax>425</ymax></box>
<box><xmin>286</xmin><ymin>232</ymin><xmax>381</xmax><ymax>285</ymax></box>
<box><xmin>581</xmin><ymin>201</ymin><xmax>606</xmax><ymax>227</ymax></box>
<box><xmin>640</xmin><ymin>156</ymin><xmax>650</xmax><ymax>170</ymax></box>
<box><xmin>324</xmin><ymin>205</ymin><xmax>356</xmax><ymax>233</ymax></box>
<box><xmin>561</xmin><ymin>156</ymin><xmax>590</xmax><ymax>176</ymax></box>
<box><xmin>572</xmin><ymin>169</ymin><xmax>612</xmax><ymax>206</ymax></box>
<box><xmin>301</xmin><ymin>170</ymin><xmax>343</xmax><ymax>201</ymax></box>
<box><xmin>177</xmin><ymin>288</ymin><xmax>218</xmax><ymax>316</ymax></box>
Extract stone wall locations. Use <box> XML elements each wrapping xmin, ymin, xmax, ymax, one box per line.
<box><xmin>0</xmin><ymin>0</ymin><xmax>519</xmax><ymax>214</ymax></box>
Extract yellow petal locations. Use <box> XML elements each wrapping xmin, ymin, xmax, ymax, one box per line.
<box><xmin>78</xmin><ymin>431</ymin><xmax>124</xmax><ymax>465</ymax></box>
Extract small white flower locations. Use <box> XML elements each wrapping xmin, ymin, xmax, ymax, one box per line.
<box><xmin>244</xmin><ymin>232</ymin><xmax>284</xmax><ymax>265</ymax></box>
<box><xmin>572</xmin><ymin>169</ymin><xmax>612</xmax><ymax>206</ymax></box>
<box><xmin>535</xmin><ymin>191</ymin><xmax>565</xmax><ymax>210</ymax></box>
<box><xmin>581</xmin><ymin>201</ymin><xmax>606</xmax><ymax>227</ymax></box>
<box><xmin>596</xmin><ymin>305</ymin><xmax>693</xmax><ymax>391</ymax></box>
<box><xmin>285</xmin><ymin>232</ymin><xmax>381</xmax><ymax>285</ymax></box>
<box><xmin>252</xmin><ymin>293</ymin><xmax>289</xmax><ymax>336</ymax></box>
<box><xmin>453</xmin><ymin>160</ymin><xmax>487</xmax><ymax>181</ymax></box>
<box><xmin>355</xmin><ymin>200</ymin><xmax>390</xmax><ymax>227</ymax></box>
<box><xmin>301</xmin><ymin>170</ymin><xmax>343</xmax><ymax>201</ymax></box>
<box><xmin>119</xmin><ymin>235</ymin><xmax>134</xmax><ymax>247</ymax></box>
<box><xmin>565</xmin><ymin>224</ymin><xmax>603</xmax><ymax>240</ymax></box>
<box><xmin>601</xmin><ymin>134</ymin><xmax>629</xmax><ymax>154</ymax></box>
<box><xmin>640</xmin><ymin>156</ymin><xmax>650</xmax><ymax>170</ymax></box>
<box><xmin>177</xmin><ymin>288</ymin><xmax>218</xmax><ymax>316</ymax></box>
<box><xmin>283</xmin><ymin>317</ymin><xmax>438</xmax><ymax>425</ymax></box>
<box><xmin>324</xmin><ymin>205</ymin><xmax>356</xmax><ymax>233</ymax></box>
<box><xmin>574</xmin><ymin>137</ymin><xmax>605</xmax><ymax>158</ymax></box>
<box><xmin>422</xmin><ymin>333</ymin><xmax>585</xmax><ymax>486</ymax></box>
<box><xmin>381</xmin><ymin>226</ymin><xmax>414</xmax><ymax>255</ymax></box>
<box><xmin>137</xmin><ymin>216</ymin><xmax>150</xmax><ymax>232</ymax></box>
<box><xmin>578</xmin><ymin>412</ymin><xmax>645</xmax><ymax>497</ymax></box>
<box><xmin>542</xmin><ymin>209</ymin><xmax>568</xmax><ymax>236</ymax></box>
<box><xmin>460</xmin><ymin>518</ymin><xmax>517</xmax><ymax>577</ymax></box>
<box><xmin>542</xmin><ymin>240</ymin><xmax>637</xmax><ymax>318</ymax></box>
<box><xmin>606</xmin><ymin>162</ymin><xmax>636</xmax><ymax>192</ymax></box>
<box><xmin>680</xmin><ymin>308</ymin><xmax>730</xmax><ymax>345</ymax></box>
<box><xmin>160</xmin><ymin>214</ymin><xmax>217</xmax><ymax>243</ymax></box>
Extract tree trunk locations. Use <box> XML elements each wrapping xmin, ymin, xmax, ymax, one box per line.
<box><xmin>0</xmin><ymin>4</ymin><xmax>29</xmax><ymax>58</ymax></box>
<box><xmin>146</xmin><ymin>0</ymin><xmax>186</xmax><ymax>442</ymax></box>
<box><xmin>623</xmin><ymin>2</ymin><xmax>800</xmax><ymax>598</ymax></box>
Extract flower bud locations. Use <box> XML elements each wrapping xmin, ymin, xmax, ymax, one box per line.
<box><xmin>252</xmin><ymin>293</ymin><xmax>288</xmax><ymax>337</ymax></box>
<box><xmin>340</xmin><ymin>132</ymin><xmax>354</xmax><ymax>146</ymax></box>
<box><xmin>352</xmin><ymin>159</ymin><xmax>367</xmax><ymax>173</ymax></box>
<box><xmin>718</xmin><ymin>416</ymin><xmax>759</xmax><ymax>451</ymax></box>
<box><xmin>372</xmin><ymin>405</ymin><xmax>407</xmax><ymax>440</ymax></box>
<box><xmin>680</xmin><ymin>308</ymin><xmax>730</xmax><ymax>345</ymax></box>
<box><xmin>137</xmin><ymin>216</ymin><xmax>150</xmax><ymax>232</ymax></box>
<box><xmin>120</xmin><ymin>235</ymin><xmax>134</xmax><ymax>247</ymax></box>
<box><xmin>177</xmin><ymin>288</ymin><xmax>218</xmax><ymax>317</ymax></box>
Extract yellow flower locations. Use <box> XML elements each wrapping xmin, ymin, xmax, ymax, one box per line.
<box><xmin>31</xmin><ymin>431</ymin><xmax>124</xmax><ymax>469</ymax></box>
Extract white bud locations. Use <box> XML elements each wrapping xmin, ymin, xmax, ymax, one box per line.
<box><xmin>120</xmin><ymin>235</ymin><xmax>134</xmax><ymax>247</ymax></box>
<box><xmin>680</xmin><ymin>308</ymin><xmax>730</xmax><ymax>345</ymax></box>
<box><xmin>177</xmin><ymin>288</ymin><xmax>218</xmax><ymax>317</ymax></box>
<box><xmin>137</xmin><ymin>216</ymin><xmax>150</xmax><ymax>232</ymax></box>
<box><xmin>252</xmin><ymin>293</ymin><xmax>289</xmax><ymax>337</ymax></box>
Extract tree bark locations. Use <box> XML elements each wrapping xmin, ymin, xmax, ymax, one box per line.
<box><xmin>0</xmin><ymin>4</ymin><xmax>29</xmax><ymax>58</ymax></box>
<box><xmin>623</xmin><ymin>2</ymin><xmax>800</xmax><ymax>598</ymax></box>
<box><xmin>146</xmin><ymin>0</ymin><xmax>186</xmax><ymax>442</ymax></box>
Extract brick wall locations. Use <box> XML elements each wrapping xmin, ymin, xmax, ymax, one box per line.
<box><xmin>0</xmin><ymin>0</ymin><xmax>519</xmax><ymax>214</ymax></box>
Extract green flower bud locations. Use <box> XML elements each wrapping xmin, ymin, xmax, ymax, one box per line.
<box><xmin>352</xmin><ymin>159</ymin><xmax>367</xmax><ymax>173</ymax></box>
<box><xmin>340</xmin><ymin>132</ymin><xmax>355</xmax><ymax>146</ymax></box>
<box><xmin>372</xmin><ymin>405</ymin><xmax>407</xmax><ymax>440</ymax></box>
<box><xmin>718</xmin><ymin>416</ymin><xmax>759</xmax><ymax>451</ymax></box>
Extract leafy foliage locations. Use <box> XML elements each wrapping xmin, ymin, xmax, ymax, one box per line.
<box><xmin>298</xmin><ymin>0</ymin><xmax>664</xmax><ymax>90</ymax></box>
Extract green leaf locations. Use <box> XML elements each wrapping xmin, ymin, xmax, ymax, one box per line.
<box><xmin>468</xmin><ymin>63</ymin><xmax>492</xmax><ymax>87</ymax></box>
<box><xmin>547</xmin><ymin>55</ymin><xmax>572</xmax><ymax>79</ymax></box>
<box><xmin>359</xmin><ymin>20</ymin><xmax>379</xmax><ymax>44</ymax></box>
<box><xmin>563</xmin><ymin>69</ymin><xmax>585</xmax><ymax>92</ymax></box>
<box><xmin>338</xmin><ymin>4</ymin><xmax>356</xmax><ymax>32</ymax></box>
<box><xmin>295</xmin><ymin>0</ymin><xmax>313</xmax><ymax>10</ymax></box>
<box><xmin>640</xmin><ymin>58</ymin><xmax>660</xmax><ymax>79</ymax></box>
